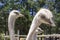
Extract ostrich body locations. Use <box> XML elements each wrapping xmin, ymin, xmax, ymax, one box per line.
<box><xmin>8</xmin><ymin>10</ymin><xmax>23</xmax><ymax>40</ymax></box>
<box><xmin>26</xmin><ymin>8</ymin><xmax>55</xmax><ymax>40</ymax></box>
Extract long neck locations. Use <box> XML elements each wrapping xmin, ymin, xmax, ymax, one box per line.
<box><xmin>8</xmin><ymin>15</ymin><xmax>16</xmax><ymax>30</ymax></box>
<box><xmin>26</xmin><ymin>17</ymin><xmax>41</xmax><ymax>40</ymax></box>
<box><xmin>30</xmin><ymin>17</ymin><xmax>41</xmax><ymax>30</ymax></box>
<box><xmin>8</xmin><ymin>15</ymin><xmax>16</xmax><ymax>40</ymax></box>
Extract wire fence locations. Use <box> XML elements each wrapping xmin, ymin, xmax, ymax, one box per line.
<box><xmin>3</xmin><ymin>34</ymin><xmax>60</xmax><ymax>40</ymax></box>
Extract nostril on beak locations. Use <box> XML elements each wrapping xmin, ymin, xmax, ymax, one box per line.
<box><xmin>49</xmin><ymin>21</ymin><xmax>52</xmax><ymax>24</ymax></box>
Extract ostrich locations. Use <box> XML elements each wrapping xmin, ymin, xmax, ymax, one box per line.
<box><xmin>31</xmin><ymin>27</ymin><xmax>43</xmax><ymax>40</ymax></box>
<box><xmin>26</xmin><ymin>8</ymin><xmax>56</xmax><ymax>40</ymax></box>
<box><xmin>8</xmin><ymin>10</ymin><xmax>24</xmax><ymax>40</ymax></box>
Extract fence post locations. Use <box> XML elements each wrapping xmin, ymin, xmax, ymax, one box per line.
<box><xmin>17</xmin><ymin>29</ymin><xmax>20</xmax><ymax>40</ymax></box>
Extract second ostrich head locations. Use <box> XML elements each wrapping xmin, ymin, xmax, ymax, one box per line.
<box><xmin>9</xmin><ymin>10</ymin><xmax>24</xmax><ymax>18</ymax></box>
<box><xmin>35</xmin><ymin>8</ymin><xmax>55</xmax><ymax>26</ymax></box>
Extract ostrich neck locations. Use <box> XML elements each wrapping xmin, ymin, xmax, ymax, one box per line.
<box><xmin>30</xmin><ymin>17</ymin><xmax>41</xmax><ymax>30</ymax></box>
<box><xmin>26</xmin><ymin>17</ymin><xmax>41</xmax><ymax>40</ymax></box>
<box><xmin>8</xmin><ymin>15</ymin><xmax>16</xmax><ymax>28</ymax></box>
<box><xmin>8</xmin><ymin>15</ymin><xmax>16</xmax><ymax>40</ymax></box>
<box><xmin>29</xmin><ymin>17</ymin><xmax>41</xmax><ymax>36</ymax></box>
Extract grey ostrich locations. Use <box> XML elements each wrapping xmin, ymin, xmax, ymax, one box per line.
<box><xmin>26</xmin><ymin>8</ymin><xmax>56</xmax><ymax>40</ymax></box>
<box><xmin>8</xmin><ymin>10</ymin><xmax>24</xmax><ymax>40</ymax></box>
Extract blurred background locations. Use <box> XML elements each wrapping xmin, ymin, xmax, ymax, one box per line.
<box><xmin>0</xmin><ymin>0</ymin><xmax>60</xmax><ymax>40</ymax></box>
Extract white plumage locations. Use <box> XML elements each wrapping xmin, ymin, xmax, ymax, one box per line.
<box><xmin>8</xmin><ymin>10</ymin><xmax>23</xmax><ymax>40</ymax></box>
<box><xmin>26</xmin><ymin>8</ymin><xmax>55</xmax><ymax>40</ymax></box>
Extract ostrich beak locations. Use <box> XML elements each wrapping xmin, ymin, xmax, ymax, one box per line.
<box><xmin>19</xmin><ymin>13</ymin><xmax>24</xmax><ymax>17</ymax></box>
<box><xmin>16</xmin><ymin>13</ymin><xmax>24</xmax><ymax>18</ymax></box>
<box><xmin>49</xmin><ymin>19</ymin><xmax>56</xmax><ymax>27</ymax></box>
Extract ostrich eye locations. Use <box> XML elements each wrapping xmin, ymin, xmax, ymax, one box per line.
<box><xmin>41</xmin><ymin>15</ymin><xmax>45</xmax><ymax>19</ymax></box>
<box><xmin>14</xmin><ymin>12</ymin><xmax>19</xmax><ymax>15</ymax></box>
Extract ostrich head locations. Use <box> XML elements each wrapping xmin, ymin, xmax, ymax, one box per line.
<box><xmin>9</xmin><ymin>10</ymin><xmax>24</xmax><ymax>18</ymax></box>
<box><xmin>37</xmin><ymin>8</ymin><xmax>55</xmax><ymax>26</ymax></box>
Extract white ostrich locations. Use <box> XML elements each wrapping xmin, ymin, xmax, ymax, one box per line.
<box><xmin>8</xmin><ymin>10</ymin><xmax>24</xmax><ymax>40</ymax></box>
<box><xmin>26</xmin><ymin>8</ymin><xmax>56</xmax><ymax>40</ymax></box>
